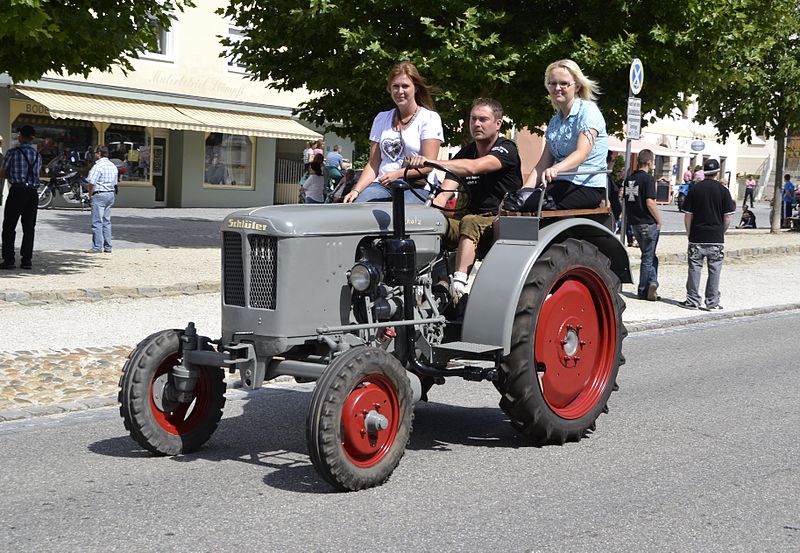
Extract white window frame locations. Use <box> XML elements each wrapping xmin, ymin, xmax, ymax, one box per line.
<box><xmin>140</xmin><ymin>14</ymin><xmax>176</xmax><ymax>62</ymax></box>
<box><xmin>224</xmin><ymin>20</ymin><xmax>249</xmax><ymax>74</ymax></box>
<box><xmin>202</xmin><ymin>132</ymin><xmax>256</xmax><ymax>190</ymax></box>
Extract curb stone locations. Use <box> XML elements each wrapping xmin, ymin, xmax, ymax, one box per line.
<box><xmin>0</xmin><ymin>280</ymin><xmax>219</xmax><ymax>306</ymax></box>
<box><xmin>1</xmin><ymin>307</ymin><xmax>799</xmax><ymax>423</ymax></box>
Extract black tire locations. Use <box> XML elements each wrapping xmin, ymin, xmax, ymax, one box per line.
<box><xmin>498</xmin><ymin>238</ymin><xmax>626</xmax><ymax>445</ymax></box>
<box><xmin>37</xmin><ymin>185</ymin><xmax>53</xmax><ymax>209</ymax></box>
<box><xmin>306</xmin><ymin>347</ymin><xmax>413</xmax><ymax>491</ymax></box>
<box><xmin>118</xmin><ymin>329</ymin><xmax>226</xmax><ymax>455</ymax></box>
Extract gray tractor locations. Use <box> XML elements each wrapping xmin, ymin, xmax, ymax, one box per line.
<box><xmin>119</xmin><ymin>163</ymin><xmax>632</xmax><ymax>491</ymax></box>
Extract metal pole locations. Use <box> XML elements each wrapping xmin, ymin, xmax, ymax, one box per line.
<box><xmin>619</xmin><ymin>96</ymin><xmax>634</xmax><ymax>243</ymax></box>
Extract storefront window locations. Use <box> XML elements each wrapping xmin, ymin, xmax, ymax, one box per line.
<box><xmin>12</xmin><ymin>115</ymin><xmax>96</xmax><ymax>178</ymax></box>
<box><xmin>204</xmin><ymin>133</ymin><xmax>253</xmax><ymax>187</ymax></box>
<box><xmin>104</xmin><ymin>125</ymin><xmax>152</xmax><ymax>183</ymax></box>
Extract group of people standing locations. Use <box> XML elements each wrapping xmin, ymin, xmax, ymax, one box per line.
<box><xmin>623</xmin><ymin>151</ymin><xmax>736</xmax><ymax>310</ymax></box>
<box><xmin>302</xmin><ymin>140</ymin><xmax>350</xmax><ymax>204</ymax></box>
<box><xmin>0</xmin><ymin>124</ymin><xmax>118</xmax><ymax>269</ymax></box>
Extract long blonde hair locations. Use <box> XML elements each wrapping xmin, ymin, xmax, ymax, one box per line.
<box><xmin>386</xmin><ymin>61</ymin><xmax>436</xmax><ymax>111</ymax></box>
<box><xmin>544</xmin><ymin>59</ymin><xmax>600</xmax><ymax>110</ymax></box>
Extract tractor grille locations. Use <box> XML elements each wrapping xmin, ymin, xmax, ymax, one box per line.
<box><xmin>223</xmin><ymin>232</ymin><xmax>245</xmax><ymax>307</ymax></box>
<box><xmin>248</xmin><ymin>234</ymin><xmax>278</xmax><ymax>309</ymax></box>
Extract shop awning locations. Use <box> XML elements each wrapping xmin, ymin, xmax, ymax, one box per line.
<box><xmin>15</xmin><ymin>86</ymin><xmax>321</xmax><ymax>141</ymax></box>
<box><xmin>608</xmin><ymin>136</ymin><xmax>691</xmax><ymax>157</ymax></box>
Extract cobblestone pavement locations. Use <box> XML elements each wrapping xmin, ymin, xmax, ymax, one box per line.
<box><xmin>0</xmin><ymin>345</ymin><xmax>241</xmax><ymax>419</ymax></box>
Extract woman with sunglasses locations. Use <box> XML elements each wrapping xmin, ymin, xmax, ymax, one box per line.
<box><xmin>508</xmin><ymin>59</ymin><xmax>608</xmax><ymax>211</ymax></box>
<box><xmin>343</xmin><ymin>61</ymin><xmax>444</xmax><ymax>203</ymax></box>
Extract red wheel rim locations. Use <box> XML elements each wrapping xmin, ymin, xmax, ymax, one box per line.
<box><xmin>340</xmin><ymin>375</ymin><xmax>400</xmax><ymax>468</ymax></box>
<box><xmin>149</xmin><ymin>353</ymin><xmax>213</xmax><ymax>435</ymax></box>
<box><xmin>534</xmin><ymin>266</ymin><xmax>616</xmax><ymax>419</ymax></box>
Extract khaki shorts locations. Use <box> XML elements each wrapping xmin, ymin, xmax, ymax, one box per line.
<box><xmin>444</xmin><ymin>213</ymin><xmax>496</xmax><ymax>250</ymax></box>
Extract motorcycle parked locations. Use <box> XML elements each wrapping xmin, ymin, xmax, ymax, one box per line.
<box><xmin>38</xmin><ymin>166</ymin><xmax>90</xmax><ymax>209</ymax></box>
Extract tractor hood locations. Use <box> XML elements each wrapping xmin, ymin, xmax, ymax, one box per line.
<box><xmin>222</xmin><ymin>203</ymin><xmax>448</xmax><ymax>238</ymax></box>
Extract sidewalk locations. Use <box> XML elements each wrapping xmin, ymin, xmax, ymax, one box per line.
<box><xmin>1</xmin><ymin>228</ymin><xmax>799</xmax><ymax>420</ymax></box>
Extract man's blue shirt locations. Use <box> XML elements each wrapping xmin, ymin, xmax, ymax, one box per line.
<box><xmin>326</xmin><ymin>151</ymin><xmax>344</xmax><ymax>168</ymax></box>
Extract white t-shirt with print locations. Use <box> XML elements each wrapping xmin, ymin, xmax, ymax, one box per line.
<box><xmin>369</xmin><ymin>106</ymin><xmax>444</xmax><ymax>179</ymax></box>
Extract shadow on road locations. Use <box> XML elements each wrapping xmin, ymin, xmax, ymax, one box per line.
<box><xmin>40</xmin><ymin>212</ymin><xmax>221</xmax><ymax>249</ymax></box>
<box><xmin>0</xmin><ymin>250</ymin><xmax>103</xmax><ymax>278</ymax></box>
<box><xmin>89</xmin><ymin>383</ymin><xmax>536</xmax><ymax>494</ymax></box>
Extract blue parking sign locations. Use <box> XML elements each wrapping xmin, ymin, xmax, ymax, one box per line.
<box><xmin>629</xmin><ymin>58</ymin><xmax>644</xmax><ymax>95</ymax></box>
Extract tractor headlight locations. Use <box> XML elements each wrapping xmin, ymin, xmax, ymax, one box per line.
<box><xmin>348</xmin><ymin>262</ymin><xmax>380</xmax><ymax>293</ymax></box>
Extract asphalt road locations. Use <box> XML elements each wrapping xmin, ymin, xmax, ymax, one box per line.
<box><xmin>28</xmin><ymin>200</ymin><xmax>773</xmax><ymax>251</ymax></box>
<box><xmin>1</xmin><ymin>310</ymin><xmax>797</xmax><ymax>552</ymax></box>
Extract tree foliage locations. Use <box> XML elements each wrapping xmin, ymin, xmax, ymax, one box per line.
<box><xmin>691</xmin><ymin>0</ymin><xmax>800</xmax><ymax>231</ymax></box>
<box><xmin>221</xmin><ymin>0</ymin><xmax>698</xmax><ymax>143</ymax></box>
<box><xmin>0</xmin><ymin>0</ymin><xmax>191</xmax><ymax>82</ymax></box>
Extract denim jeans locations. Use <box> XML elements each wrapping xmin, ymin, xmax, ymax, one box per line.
<box><xmin>633</xmin><ymin>223</ymin><xmax>659</xmax><ymax>297</ymax></box>
<box><xmin>91</xmin><ymin>191</ymin><xmax>115</xmax><ymax>252</ymax></box>
<box><xmin>686</xmin><ymin>243</ymin><xmax>724</xmax><ymax>308</ymax></box>
<box><xmin>354</xmin><ymin>180</ymin><xmax>426</xmax><ymax>204</ymax></box>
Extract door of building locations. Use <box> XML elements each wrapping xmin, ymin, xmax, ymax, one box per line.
<box><xmin>152</xmin><ymin>133</ymin><xmax>168</xmax><ymax>206</ymax></box>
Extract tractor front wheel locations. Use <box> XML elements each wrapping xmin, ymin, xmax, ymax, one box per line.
<box><xmin>306</xmin><ymin>347</ymin><xmax>413</xmax><ymax>491</ymax></box>
<box><xmin>118</xmin><ymin>329</ymin><xmax>226</xmax><ymax>455</ymax></box>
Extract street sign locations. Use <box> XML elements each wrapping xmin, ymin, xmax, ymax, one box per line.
<box><xmin>629</xmin><ymin>58</ymin><xmax>644</xmax><ymax>95</ymax></box>
<box><xmin>627</xmin><ymin>97</ymin><xmax>642</xmax><ymax>140</ymax></box>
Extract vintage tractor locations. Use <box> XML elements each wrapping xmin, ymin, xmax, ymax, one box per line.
<box><xmin>118</xmin><ymin>163</ymin><xmax>631</xmax><ymax>491</ymax></box>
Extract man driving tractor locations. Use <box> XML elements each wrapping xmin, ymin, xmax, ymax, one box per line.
<box><xmin>407</xmin><ymin>98</ymin><xmax>523</xmax><ymax>300</ymax></box>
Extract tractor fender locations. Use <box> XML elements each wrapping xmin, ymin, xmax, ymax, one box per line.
<box><xmin>461</xmin><ymin>218</ymin><xmax>631</xmax><ymax>355</ymax></box>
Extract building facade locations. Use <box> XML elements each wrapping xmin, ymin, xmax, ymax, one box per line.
<box><xmin>0</xmin><ymin>0</ymin><xmax>352</xmax><ymax>208</ymax></box>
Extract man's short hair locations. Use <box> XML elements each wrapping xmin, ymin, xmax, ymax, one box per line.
<box><xmin>637</xmin><ymin>149</ymin><xmax>654</xmax><ymax>166</ymax></box>
<box><xmin>18</xmin><ymin>125</ymin><xmax>36</xmax><ymax>138</ymax></box>
<box><xmin>95</xmin><ymin>145</ymin><xmax>109</xmax><ymax>157</ymax></box>
<box><xmin>785</xmin><ymin>173</ymin><xmax>791</xmax><ymax>181</ymax></box>
<box><xmin>471</xmin><ymin>98</ymin><xmax>504</xmax><ymax>120</ymax></box>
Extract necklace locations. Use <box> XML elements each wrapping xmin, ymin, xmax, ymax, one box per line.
<box><xmin>395</xmin><ymin>106</ymin><xmax>420</xmax><ymax>129</ymax></box>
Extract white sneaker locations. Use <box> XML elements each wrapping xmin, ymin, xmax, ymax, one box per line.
<box><xmin>450</xmin><ymin>271</ymin><xmax>469</xmax><ymax>302</ymax></box>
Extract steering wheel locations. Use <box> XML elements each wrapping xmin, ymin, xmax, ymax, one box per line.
<box><xmin>401</xmin><ymin>161</ymin><xmax>471</xmax><ymax>215</ymax></box>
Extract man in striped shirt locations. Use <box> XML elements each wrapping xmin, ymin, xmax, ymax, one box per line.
<box><xmin>85</xmin><ymin>145</ymin><xmax>118</xmax><ymax>253</ymax></box>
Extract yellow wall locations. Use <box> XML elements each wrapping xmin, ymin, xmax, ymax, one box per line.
<box><xmin>48</xmin><ymin>0</ymin><xmax>312</xmax><ymax>110</ymax></box>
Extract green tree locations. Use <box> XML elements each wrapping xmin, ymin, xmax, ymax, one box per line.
<box><xmin>692</xmin><ymin>0</ymin><xmax>800</xmax><ymax>232</ymax></box>
<box><xmin>0</xmin><ymin>0</ymin><xmax>191</xmax><ymax>83</ymax></box>
<box><xmin>220</xmin><ymin>0</ymin><xmax>698</xmax><ymax>143</ymax></box>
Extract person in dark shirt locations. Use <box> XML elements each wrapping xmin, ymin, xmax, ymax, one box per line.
<box><xmin>407</xmin><ymin>98</ymin><xmax>522</xmax><ymax>300</ymax></box>
<box><xmin>737</xmin><ymin>206</ymin><xmax>757</xmax><ymax>229</ymax></box>
<box><xmin>624</xmin><ymin>149</ymin><xmax>663</xmax><ymax>301</ymax></box>
<box><xmin>678</xmin><ymin>158</ymin><xmax>736</xmax><ymax>310</ymax></box>
<box><xmin>0</xmin><ymin>125</ymin><xmax>42</xmax><ymax>270</ymax></box>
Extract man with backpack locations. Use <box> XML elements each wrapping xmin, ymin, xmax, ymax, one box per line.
<box><xmin>0</xmin><ymin>125</ymin><xmax>42</xmax><ymax>270</ymax></box>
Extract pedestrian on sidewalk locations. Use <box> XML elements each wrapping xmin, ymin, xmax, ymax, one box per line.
<box><xmin>782</xmin><ymin>174</ymin><xmax>795</xmax><ymax>228</ymax></box>
<box><xmin>85</xmin><ymin>145</ymin><xmax>118</xmax><ymax>254</ymax></box>
<box><xmin>624</xmin><ymin>149</ymin><xmax>662</xmax><ymax>301</ymax></box>
<box><xmin>0</xmin><ymin>125</ymin><xmax>41</xmax><ymax>270</ymax></box>
<box><xmin>744</xmin><ymin>175</ymin><xmax>757</xmax><ymax>208</ymax></box>
<box><xmin>678</xmin><ymin>158</ymin><xmax>736</xmax><ymax>311</ymax></box>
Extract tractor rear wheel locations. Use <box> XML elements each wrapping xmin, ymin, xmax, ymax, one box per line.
<box><xmin>118</xmin><ymin>329</ymin><xmax>226</xmax><ymax>455</ymax></box>
<box><xmin>306</xmin><ymin>347</ymin><xmax>413</xmax><ymax>491</ymax></box>
<box><xmin>498</xmin><ymin>238</ymin><xmax>626</xmax><ymax>445</ymax></box>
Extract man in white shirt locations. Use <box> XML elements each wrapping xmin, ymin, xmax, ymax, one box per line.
<box><xmin>85</xmin><ymin>145</ymin><xmax>118</xmax><ymax>253</ymax></box>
